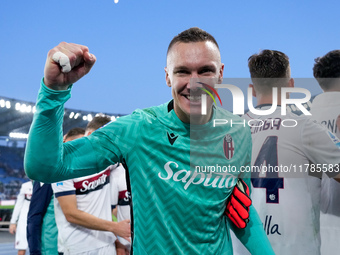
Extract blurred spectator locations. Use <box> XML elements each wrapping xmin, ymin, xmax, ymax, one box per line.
<box><xmin>9</xmin><ymin>180</ymin><xmax>33</xmax><ymax>255</ymax></box>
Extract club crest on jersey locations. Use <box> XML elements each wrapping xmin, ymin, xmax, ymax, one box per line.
<box><xmin>223</xmin><ymin>134</ymin><xmax>234</xmax><ymax>160</ymax></box>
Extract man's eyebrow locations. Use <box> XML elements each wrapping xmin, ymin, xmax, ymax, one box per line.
<box><xmin>173</xmin><ymin>65</ymin><xmax>217</xmax><ymax>72</ymax></box>
<box><xmin>173</xmin><ymin>66</ymin><xmax>190</xmax><ymax>72</ymax></box>
<box><xmin>198</xmin><ymin>65</ymin><xmax>217</xmax><ymax>72</ymax></box>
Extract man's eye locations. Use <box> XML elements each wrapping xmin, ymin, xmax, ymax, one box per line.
<box><xmin>175</xmin><ymin>70</ymin><xmax>190</xmax><ymax>74</ymax></box>
<box><xmin>200</xmin><ymin>68</ymin><xmax>214</xmax><ymax>74</ymax></box>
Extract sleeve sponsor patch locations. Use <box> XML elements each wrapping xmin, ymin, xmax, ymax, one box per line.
<box><xmin>327</xmin><ymin>131</ymin><xmax>340</xmax><ymax>149</ymax></box>
<box><xmin>118</xmin><ymin>190</ymin><xmax>130</xmax><ymax>206</ymax></box>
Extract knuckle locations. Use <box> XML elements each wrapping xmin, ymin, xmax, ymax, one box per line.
<box><xmin>68</xmin><ymin>53</ymin><xmax>77</xmax><ymax>64</ymax></box>
<box><xmin>48</xmin><ymin>46</ymin><xmax>62</xmax><ymax>58</ymax></box>
<box><xmin>82</xmin><ymin>45</ymin><xmax>89</xmax><ymax>52</ymax></box>
<box><xmin>59</xmin><ymin>41</ymin><xmax>68</xmax><ymax>47</ymax></box>
<box><xmin>74</xmin><ymin>48</ymin><xmax>84</xmax><ymax>56</ymax></box>
<box><xmin>47</xmin><ymin>49</ymin><xmax>54</xmax><ymax>58</ymax></box>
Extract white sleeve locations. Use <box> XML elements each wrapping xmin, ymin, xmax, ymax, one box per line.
<box><xmin>116</xmin><ymin>165</ymin><xmax>127</xmax><ymax>192</ymax></box>
<box><xmin>10</xmin><ymin>183</ymin><xmax>25</xmax><ymax>224</ymax></box>
<box><xmin>302</xmin><ymin>118</ymin><xmax>340</xmax><ymax>171</ymax></box>
<box><xmin>114</xmin><ymin>165</ymin><xmax>131</xmax><ymax>248</ymax></box>
<box><xmin>52</xmin><ymin>179</ymin><xmax>75</xmax><ymax>197</ymax></box>
<box><xmin>110</xmin><ymin>170</ymin><xmax>119</xmax><ymax>206</ymax></box>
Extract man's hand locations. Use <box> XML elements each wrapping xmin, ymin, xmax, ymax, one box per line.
<box><xmin>112</xmin><ymin>219</ymin><xmax>131</xmax><ymax>242</ymax></box>
<box><xmin>116</xmin><ymin>239</ymin><xmax>130</xmax><ymax>255</ymax></box>
<box><xmin>44</xmin><ymin>42</ymin><xmax>96</xmax><ymax>90</ymax></box>
<box><xmin>225</xmin><ymin>179</ymin><xmax>252</xmax><ymax>229</ymax></box>
<box><xmin>9</xmin><ymin>223</ymin><xmax>16</xmax><ymax>234</ymax></box>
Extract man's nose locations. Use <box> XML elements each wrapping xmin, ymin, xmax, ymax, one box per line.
<box><xmin>187</xmin><ymin>73</ymin><xmax>199</xmax><ymax>89</ymax></box>
<box><xmin>190</xmin><ymin>72</ymin><xmax>199</xmax><ymax>79</ymax></box>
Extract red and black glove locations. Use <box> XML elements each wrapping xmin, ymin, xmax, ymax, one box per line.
<box><xmin>225</xmin><ymin>179</ymin><xmax>252</xmax><ymax>229</ymax></box>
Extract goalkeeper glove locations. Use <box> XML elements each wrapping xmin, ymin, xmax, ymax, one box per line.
<box><xmin>225</xmin><ymin>179</ymin><xmax>252</xmax><ymax>229</ymax></box>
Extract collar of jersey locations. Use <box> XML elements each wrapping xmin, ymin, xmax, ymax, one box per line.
<box><xmin>157</xmin><ymin>102</ymin><xmax>218</xmax><ymax>135</ymax></box>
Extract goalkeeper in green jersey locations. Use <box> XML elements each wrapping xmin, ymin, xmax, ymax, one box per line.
<box><xmin>25</xmin><ymin>27</ymin><xmax>274</xmax><ymax>254</ymax></box>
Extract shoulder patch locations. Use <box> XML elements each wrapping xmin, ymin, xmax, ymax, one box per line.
<box><xmin>327</xmin><ymin>131</ymin><xmax>340</xmax><ymax>148</ymax></box>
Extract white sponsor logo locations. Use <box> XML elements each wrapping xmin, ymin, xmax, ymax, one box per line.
<box><xmin>158</xmin><ymin>161</ymin><xmax>237</xmax><ymax>190</ymax></box>
<box><xmin>124</xmin><ymin>191</ymin><xmax>130</xmax><ymax>202</ymax></box>
<box><xmin>80</xmin><ymin>174</ymin><xmax>108</xmax><ymax>192</ymax></box>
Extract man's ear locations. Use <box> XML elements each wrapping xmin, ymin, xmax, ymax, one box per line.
<box><xmin>85</xmin><ymin>130</ymin><xmax>93</xmax><ymax>136</ymax></box>
<box><xmin>249</xmin><ymin>84</ymin><xmax>256</xmax><ymax>97</ymax></box>
<box><xmin>218</xmin><ymin>63</ymin><xmax>225</xmax><ymax>84</ymax></box>
<box><xmin>165</xmin><ymin>67</ymin><xmax>171</xmax><ymax>87</ymax></box>
<box><xmin>288</xmin><ymin>78</ymin><xmax>294</xmax><ymax>88</ymax></box>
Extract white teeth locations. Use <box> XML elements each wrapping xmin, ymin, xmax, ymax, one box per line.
<box><xmin>187</xmin><ymin>95</ymin><xmax>201</xmax><ymax>102</ymax></box>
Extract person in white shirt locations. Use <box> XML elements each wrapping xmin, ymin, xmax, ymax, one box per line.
<box><xmin>232</xmin><ymin>49</ymin><xmax>340</xmax><ymax>255</ymax></box>
<box><xmin>311</xmin><ymin>50</ymin><xmax>340</xmax><ymax>255</ymax></box>
<box><xmin>9</xmin><ymin>180</ymin><xmax>33</xmax><ymax>255</ymax></box>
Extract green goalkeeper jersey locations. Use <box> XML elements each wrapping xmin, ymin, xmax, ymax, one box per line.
<box><xmin>25</xmin><ymin>81</ymin><xmax>274</xmax><ymax>255</ymax></box>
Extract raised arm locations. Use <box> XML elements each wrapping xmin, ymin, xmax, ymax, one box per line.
<box><xmin>25</xmin><ymin>42</ymin><xmax>143</xmax><ymax>183</ymax></box>
<box><xmin>24</xmin><ymin>43</ymin><xmax>99</xmax><ymax>182</ymax></box>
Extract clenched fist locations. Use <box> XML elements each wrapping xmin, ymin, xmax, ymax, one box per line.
<box><xmin>44</xmin><ymin>42</ymin><xmax>96</xmax><ymax>90</ymax></box>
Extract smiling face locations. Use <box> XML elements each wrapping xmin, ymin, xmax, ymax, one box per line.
<box><xmin>165</xmin><ymin>41</ymin><xmax>224</xmax><ymax>124</ymax></box>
